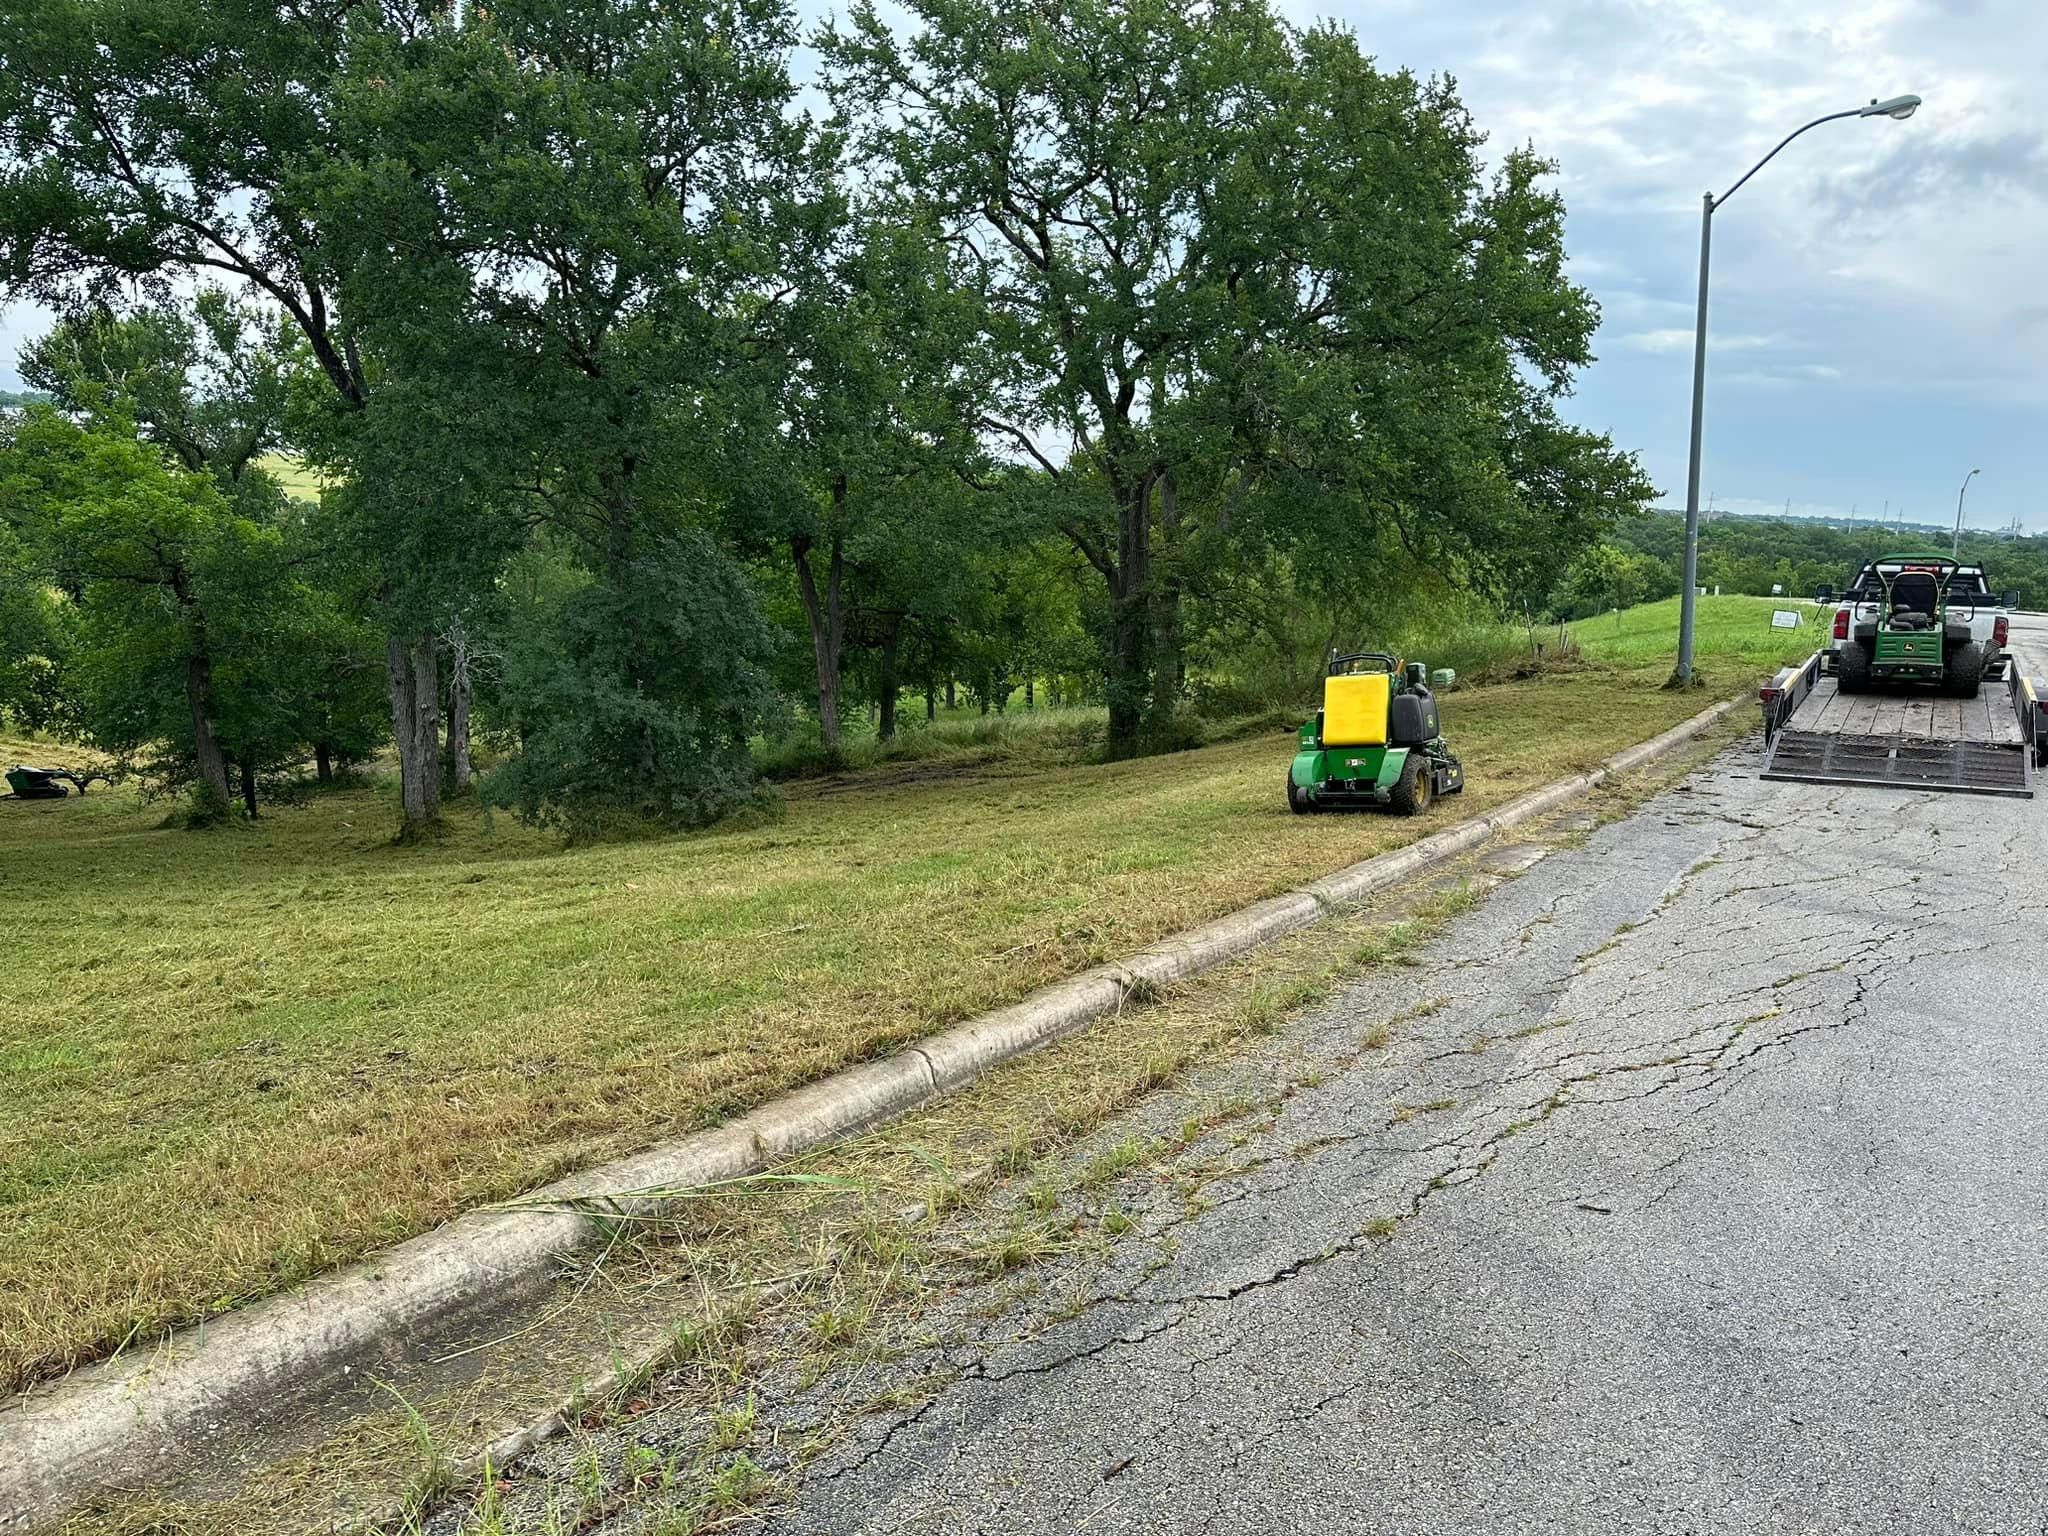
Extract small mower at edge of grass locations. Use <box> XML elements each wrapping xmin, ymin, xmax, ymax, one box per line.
<box><xmin>1287</xmin><ymin>652</ymin><xmax>1466</xmax><ymax>816</ymax></box>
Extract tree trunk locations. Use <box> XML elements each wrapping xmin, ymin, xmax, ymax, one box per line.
<box><xmin>446</xmin><ymin>616</ymin><xmax>474</xmax><ymax>791</ymax></box>
<box><xmin>925</xmin><ymin>682</ymin><xmax>936</xmax><ymax>722</ymax></box>
<box><xmin>1105</xmin><ymin>475</ymin><xmax>1154</xmax><ymax>758</ymax></box>
<box><xmin>877</xmin><ymin>615</ymin><xmax>903</xmax><ymax>742</ymax></box>
<box><xmin>315</xmin><ymin>743</ymin><xmax>334</xmax><ymax>783</ymax></box>
<box><xmin>1025</xmin><ymin>678</ymin><xmax>1035</xmax><ymax>710</ymax></box>
<box><xmin>791</xmin><ymin>517</ymin><xmax>846</xmax><ymax>756</ymax></box>
<box><xmin>387</xmin><ymin>629</ymin><xmax>442</xmax><ymax>831</ymax></box>
<box><xmin>1148</xmin><ymin>472</ymin><xmax>1182</xmax><ymax>728</ymax></box>
<box><xmin>238</xmin><ymin>755</ymin><xmax>259</xmax><ymax>819</ymax></box>
<box><xmin>183</xmin><ymin>651</ymin><xmax>232</xmax><ymax>810</ymax></box>
<box><xmin>945</xmin><ymin>678</ymin><xmax>956</xmax><ymax>709</ymax></box>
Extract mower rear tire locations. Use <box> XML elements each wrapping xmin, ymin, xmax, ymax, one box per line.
<box><xmin>1389</xmin><ymin>754</ymin><xmax>1433</xmax><ymax>816</ymax></box>
<box><xmin>1835</xmin><ymin>641</ymin><xmax>1871</xmax><ymax>694</ymax></box>
<box><xmin>1943</xmin><ymin>643</ymin><xmax>1984</xmax><ymax>699</ymax></box>
<box><xmin>1287</xmin><ymin>773</ymin><xmax>1313</xmax><ymax>815</ymax></box>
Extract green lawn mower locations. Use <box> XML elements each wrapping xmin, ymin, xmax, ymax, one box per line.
<box><xmin>1834</xmin><ymin>553</ymin><xmax>1992</xmax><ymax>697</ymax></box>
<box><xmin>1288</xmin><ymin>653</ymin><xmax>1465</xmax><ymax>815</ymax></box>
<box><xmin>3</xmin><ymin>764</ymin><xmax>109</xmax><ymax>800</ymax></box>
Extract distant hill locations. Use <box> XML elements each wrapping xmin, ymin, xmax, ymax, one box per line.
<box><xmin>0</xmin><ymin>389</ymin><xmax>52</xmax><ymax>410</ymax></box>
<box><xmin>1644</xmin><ymin>506</ymin><xmax>1959</xmax><ymax>538</ymax></box>
<box><xmin>1602</xmin><ymin>512</ymin><xmax>2048</xmax><ymax>611</ymax></box>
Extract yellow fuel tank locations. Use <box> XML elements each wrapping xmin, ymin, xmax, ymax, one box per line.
<box><xmin>1322</xmin><ymin>673</ymin><xmax>1389</xmax><ymax>747</ymax></box>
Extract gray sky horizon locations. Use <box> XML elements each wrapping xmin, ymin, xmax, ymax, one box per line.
<box><xmin>6</xmin><ymin>0</ymin><xmax>2042</xmax><ymax>531</ymax></box>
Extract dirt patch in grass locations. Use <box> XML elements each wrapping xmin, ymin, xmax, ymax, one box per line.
<box><xmin>0</xmin><ymin>660</ymin><xmax>1766</xmax><ymax>1396</ymax></box>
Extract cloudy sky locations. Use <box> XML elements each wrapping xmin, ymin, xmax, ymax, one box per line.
<box><xmin>1293</xmin><ymin>0</ymin><xmax>2048</xmax><ymax>532</ymax></box>
<box><xmin>4</xmin><ymin>0</ymin><xmax>2042</xmax><ymax>530</ymax></box>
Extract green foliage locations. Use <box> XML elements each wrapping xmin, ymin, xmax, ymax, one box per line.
<box><xmin>3</xmin><ymin>0</ymin><xmax>1664</xmax><ymax>825</ymax></box>
<box><xmin>1552</xmin><ymin>542</ymin><xmax>1666</xmax><ymax>623</ymax></box>
<box><xmin>22</xmin><ymin>294</ymin><xmax>291</xmax><ymax>491</ymax></box>
<box><xmin>0</xmin><ymin>514</ymin><xmax>71</xmax><ymax>729</ymax></box>
<box><xmin>485</xmin><ymin>533</ymin><xmax>782</xmax><ymax>836</ymax></box>
<box><xmin>3</xmin><ymin>295</ymin><xmax>390</xmax><ymax>807</ymax></box>
<box><xmin>0</xmin><ymin>411</ymin><xmax>270</xmax><ymax>801</ymax></box>
<box><xmin>823</xmin><ymin>0</ymin><xmax>1653</xmax><ymax>755</ymax></box>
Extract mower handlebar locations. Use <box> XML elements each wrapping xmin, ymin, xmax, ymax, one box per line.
<box><xmin>1328</xmin><ymin>652</ymin><xmax>1399</xmax><ymax>676</ymax></box>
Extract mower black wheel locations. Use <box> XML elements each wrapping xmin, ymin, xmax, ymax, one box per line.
<box><xmin>1287</xmin><ymin>773</ymin><xmax>1313</xmax><ymax>815</ymax></box>
<box><xmin>1943</xmin><ymin>643</ymin><xmax>1984</xmax><ymax>699</ymax></box>
<box><xmin>1835</xmin><ymin>641</ymin><xmax>1871</xmax><ymax>694</ymax></box>
<box><xmin>1389</xmin><ymin>754</ymin><xmax>1433</xmax><ymax>816</ymax></box>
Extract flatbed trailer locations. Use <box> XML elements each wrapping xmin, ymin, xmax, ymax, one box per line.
<box><xmin>1758</xmin><ymin>651</ymin><xmax>2037</xmax><ymax>797</ymax></box>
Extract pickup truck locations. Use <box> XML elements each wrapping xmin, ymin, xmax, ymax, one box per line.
<box><xmin>1822</xmin><ymin>556</ymin><xmax>2011</xmax><ymax>696</ymax></box>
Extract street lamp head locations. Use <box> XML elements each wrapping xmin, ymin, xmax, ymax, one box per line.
<box><xmin>1861</xmin><ymin>94</ymin><xmax>1922</xmax><ymax>120</ymax></box>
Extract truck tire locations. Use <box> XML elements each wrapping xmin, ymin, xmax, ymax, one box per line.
<box><xmin>1836</xmin><ymin>640</ymin><xmax>1871</xmax><ymax>694</ymax></box>
<box><xmin>1944</xmin><ymin>643</ymin><xmax>1985</xmax><ymax>699</ymax></box>
<box><xmin>1287</xmin><ymin>772</ymin><xmax>1313</xmax><ymax>815</ymax></box>
<box><xmin>1389</xmin><ymin>754</ymin><xmax>1433</xmax><ymax>816</ymax></box>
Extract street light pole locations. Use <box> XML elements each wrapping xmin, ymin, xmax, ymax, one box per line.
<box><xmin>1670</xmin><ymin>93</ymin><xmax>1922</xmax><ymax>686</ymax></box>
<box><xmin>1952</xmin><ymin>467</ymin><xmax>1981</xmax><ymax>557</ymax></box>
<box><xmin>1674</xmin><ymin>191</ymin><xmax>1714</xmax><ymax>684</ymax></box>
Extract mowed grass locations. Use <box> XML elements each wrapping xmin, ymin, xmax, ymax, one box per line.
<box><xmin>0</xmin><ymin>603</ymin><xmax>1815</xmax><ymax>1394</ymax></box>
<box><xmin>1574</xmin><ymin>592</ymin><xmax>1824</xmax><ymax>673</ymax></box>
<box><xmin>254</xmin><ymin>452</ymin><xmax>328</xmax><ymax>503</ymax></box>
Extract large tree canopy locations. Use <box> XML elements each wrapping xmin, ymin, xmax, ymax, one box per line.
<box><xmin>2</xmin><ymin>0</ymin><xmax>1655</xmax><ymax>830</ymax></box>
<box><xmin>823</xmin><ymin>0</ymin><xmax>1651</xmax><ymax>754</ymax></box>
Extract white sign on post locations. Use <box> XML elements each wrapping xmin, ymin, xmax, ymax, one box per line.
<box><xmin>1771</xmin><ymin>583</ymin><xmax>1784</xmax><ymax>595</ymax></box>
<box><xmin>1771</xmin><ymin>609</ymin><xmax>1802</xmax><ymax>629</ymax></box>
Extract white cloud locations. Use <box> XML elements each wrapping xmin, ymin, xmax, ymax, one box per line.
<box><xmin>1305</xmin><ymin>0</ymin><xmax>2048</xmax><ymax>526</ymax></box>
<box><xmin>1617</xmin><ymin>328</ymin><xmax>1780</xmax><ymax>355</ymax></box>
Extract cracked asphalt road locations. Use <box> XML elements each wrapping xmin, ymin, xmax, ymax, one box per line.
<box><xmin>763</xmin><ymin>738</ymin><xmax>2048</xmax><ymax>1535</ymax></box>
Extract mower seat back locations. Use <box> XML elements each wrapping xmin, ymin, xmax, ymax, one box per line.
<box><xmin>1890</xmin><ymin>572</ymin><xmax>1939</xmax><ymax>622</ymax></box>
<box><xmin>1322</xmin><ymin>673</ymin><xmax>1389</xmax><ymax>747</ymax></box>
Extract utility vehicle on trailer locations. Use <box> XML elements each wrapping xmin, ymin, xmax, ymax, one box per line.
<box><xmin>1825</xmin><ymin>554</ymin><xmax>2009</xmax><ymax>697</ymax></box>
<box><xmin>1288</xmin><ymin>653</ymin><xmax>1463</xmax><ymax>815</ymax></box>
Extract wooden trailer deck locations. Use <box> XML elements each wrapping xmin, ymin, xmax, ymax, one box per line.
<box><xmin>1759</xmin><ymin>661</ymin><xmax>2034</xmax><ymax>798</ymax></box>
<box><xmin>1779</xmin><ymin>676</ymin><xmax>2024</xmax><ymax>747</ymax></box>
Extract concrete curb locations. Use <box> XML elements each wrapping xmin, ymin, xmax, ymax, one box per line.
<box><xmin>0</xmin><ymin>696</ymin><xmax>1737</xmax><ymax>1529</ymax></box>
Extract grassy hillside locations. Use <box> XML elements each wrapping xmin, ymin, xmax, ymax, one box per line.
<box><xmin>1576</xmin><ymin>592</ymin><xmax>1821</xmax><ymax>672</ymax></box>
<box><xmin>254</xmin><ymin>451</ymin><xmax>327</xmax><ymax>502</ymax></box>
<box><xmin>0</xmin><ymin>598</ymin><xmax>1813</xmax><ymax>1394</ymax></box>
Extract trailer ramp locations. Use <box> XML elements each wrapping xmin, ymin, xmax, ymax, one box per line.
<box><xmin>1757</xmin><ymin>654</ymin><xmax>2033</xmax><ymax>798</ymax></box>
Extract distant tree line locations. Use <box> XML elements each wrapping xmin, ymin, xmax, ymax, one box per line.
<box><xmin>0</xmin><ymin>0</ymin><xmax>1651</xmax><ymax>836</ymax></box>
<box><xmin>1550</xmin><ymin>511</ymin><xmax>2047</xmax><ymax>622</ymax></box>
